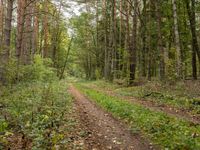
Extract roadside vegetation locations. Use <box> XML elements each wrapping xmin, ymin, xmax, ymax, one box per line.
<box><xmin>82</xmin><ymin>80</ymin><xmax>200</xmax><ymax>115</ymax></box>
<box><xmin>0</xmin><ymin>57</ymin><xmax>84</xmax><ymax>149</ymax></box>
<box><xmin>75</xmin><ymin>82</ymin><xmax>200</xmax><ymax>149</ymax></box>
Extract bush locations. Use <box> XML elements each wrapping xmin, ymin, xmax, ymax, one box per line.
<box><xmin>28</xmin><ymin>55</ymin><xmax>57</xmax><ymax>82</ymax></box>
<box><xmin>5</xmin><ymin>55</ymin><xmax>57</xmax><ymax>84</ymax></box>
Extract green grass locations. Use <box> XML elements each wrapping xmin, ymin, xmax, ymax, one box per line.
<box><xmin>0</xmin><ymin>80</ymin><xmax>76</xmax><ymax>149</ymax></box>
<box><xmin>84</xmin><ymin>80</ymin><xmax>200</xmax><ymax>115</ymax></box>
<box><xmin>75</xmin><ymin>83</ymin><xmax>200</xmax><ymax>149</ymax></box>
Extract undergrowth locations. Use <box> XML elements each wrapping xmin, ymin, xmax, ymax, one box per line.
<box><xmin>0</xmin><ymin>80</ymin><xmax>76</xmax><ymax>149</ymax></box>
<box><xmin>87</xmin><ymin>80</ymin><xmax>200</xmax><ymax>115</ymax></box>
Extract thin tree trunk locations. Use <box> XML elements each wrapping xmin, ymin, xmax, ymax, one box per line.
<box><xmin>111</xmin><ymin>0</ymin><xmax>117</xmax><ymax>79</ymax></box>
<box><xmin>147</xmin><ymin>0</ymin><xmax>152</xmax><ymax>80</ymax></box>
<box><xmin>32</xmin><ymin>3</ymin><xmax>39</xmax><ymax>55</ymax></box>
<box><xmin>185</xmin><ymin>0</ymin><xmax>200</xmax><ymax>79</ymax></box>
<box><xmin>0</xmin><ymin>0</ymin><xmax>4</xmax><ymax>48</ymax></box>
<box><xmin>141</xmin><ymin>0</ymin><xmax>147</xmax><ymax>77</ymax></box>
<box><xmin>129</xmin><ymin>0</ymin><xmax>138</xmax><ymax>84</ymax></box>
<box><xmin>103</xmin><ymin>0</ymin><xmax>109</xmax><ymax>79</ymax></box>
<box><xmin>156</xmin><ymin>0</ymin><xmax>165</xmax><ymax>80</ymax></box>
<box><xmin>172</xmin><ymin>0</ymin><xmax>182</xmax><ymax>78</ymax></box>
<box><xmin>59</xmin><ymin>37</ymin><xmax>74</xmax><ymax>80</ymax></box>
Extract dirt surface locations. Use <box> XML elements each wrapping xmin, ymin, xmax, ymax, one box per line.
<box><xmin>69</xmin><ymin>85</ymin><xmax>154</xmax><ymax>150</ymax></box>
<box><xmin>87</xmin><ymin>84</ymin><xmax>200</xmax><ymax>125</ymax></box>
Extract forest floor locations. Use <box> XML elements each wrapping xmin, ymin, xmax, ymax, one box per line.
<box><xmin>69</xmin><ymin>85</ymin><xmax>154</xmax><ymax>150</ymax></box>
<box><xmin>1</xmin><ymin>79</ymin><xmax>200</xmax><ymax>149</ymax></box>
<box><xmin>83</xmin><ymin>83</ymin><xmax>200</xmax><ymax>124</ymax></box>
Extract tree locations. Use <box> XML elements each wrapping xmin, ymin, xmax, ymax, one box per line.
<box><xmin>185</xmin><ymin>0</ymin><xmax>200</xmax><ymax>79</ymax></box>
<box><xmin>129</xmin><ymin>0</ymin><xmax>138</xmax><ymax>84</ymax></box>
<box><xmin>0</xmin><ymin>0</ymin><xmax>14</xmax><ymax>84</ymax></box>
<box><xmin>172</xmin><ymin>0</ymin><xmax>182</xmax><ymax>78</ymax></box>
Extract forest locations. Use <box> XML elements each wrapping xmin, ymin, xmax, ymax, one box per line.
<box><xmin>0</xmin><ymin>0</ymin><xmax>200</xmax><ymax>149</ymax></box>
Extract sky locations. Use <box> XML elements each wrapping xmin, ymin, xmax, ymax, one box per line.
<box><xmin>53</xmin><ymin>0</ymin><xmax>84</xmax><ymax>19</ymax></box>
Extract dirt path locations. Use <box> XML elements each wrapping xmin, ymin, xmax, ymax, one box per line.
<box><xmin>69</xmin><ymin>85</ymin><xmax>154</xmax><ymax>150</ymax></box>
<box><xmin>85</xmin><ymin>84</ymin><xmax>200</xmax><ymax>125</ymax></box>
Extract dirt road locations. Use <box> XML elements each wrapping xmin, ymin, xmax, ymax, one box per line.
<box><xmin>69</xmin><ymin>85</ymin><xmax>154</xmax><ymax>150</ymax></box>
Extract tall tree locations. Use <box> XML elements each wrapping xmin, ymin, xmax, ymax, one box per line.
<box><xmin>129</xmin><ymin>0</ymin><xmax>138</xmax><ymax>83</ymax></box>
<box><xmin>16</xmin><ymin>0</ymin><xmax>26</xmax><ymax>63</ymax></box>
<box><xmin>172</xmin><ymin>0</ymin><xmax>182</xmax><ymax>78</ymax></box>
<box><xmin>156</xmin><ymin>0</ymin><xmax>165</xmax><ymax>79</ymax></box>
<box><xmin>185</xmin><ymin>0</ymin><xmax>200</xmax><ymax>79</ymax></box>
<box><xmin>0</xmin><ymin>0</ymin><xmax>4</xmax><ymax>48</ymax></box>
<box><xmin>0</xmin><ymin>0</ymin><xmax>14</xmax><ymax>83</ymax></box>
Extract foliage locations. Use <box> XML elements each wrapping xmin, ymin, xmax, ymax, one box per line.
<box><xmin>4</xmin><ymin>55</ymin><xmax>57</xmax><ymax>85</ymax></box>
<box><xmin>0</xmin><ymin>80</ymin><xmax>74</xmax><ymax>149</ymax></box>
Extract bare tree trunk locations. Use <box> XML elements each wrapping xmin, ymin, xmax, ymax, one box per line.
<box><xmin>43</xmin><ymin>0</ymin><xmax>49</xmax><ymax>58</ymax></box>
<box><xmin>0</xmin><ymin>0</ymin><xmax>4</xmax><ymax>48</ymax></box>
<box><xmin>32</xmin><ymin>3</ymin><xmax>39</xmax><ymax>56</ymax></box>
<box><xmin>123</xmin><ymin>1</ymin><xmax>130</xmax><ymax>78</ymax></box>
<box><xmin>185</xmin><ymin>0</ymin><xmax>200</xmax><ymax>79</ymax></box>
<box><xmin>16</xmin><ymin>0</ymin><xmax>26</xmax><ymax>63</ymax></box>
<box><xmin>111</xmin><ymin>0</ymin><xmax>117</xmax><ymax>79</ymax></box>
<box><xmin>172</xmin><ymin>0</ymin><xmax>182</xmax><ymax>78</ymax></box>
<box><xmin>156</xmin><ymin>0</ymin><xmax>165</xmax><ymax>80</ymax></box>
<box><xmin>125</xmin><ymin>1</ymin><xmax>130</xmax><ymax>52</ymax></box>
<box><xmin>23</xmin><ymin>0</ymin><xmax>33</xmax><ymax>64</ymax></box>
<box><xmin>141</xmin><ymin>0</ymin><xmax>147</xmax><ymax>77</ymax></box>
<box><xmin>103</xmin><ymin>0</ymin><xmax>109</xmax><ymax>79</ymax></box>
<box><xmin>118</xmin><ymin>0</ymin><xmax>124</xmax><ymax>78</ymax></box>
<box><xmin>0</xmin><ymin>0</ymin><xmax>13</xmax><ymax>83</ymax></box>
<box><xmin>147</xmin><ymin>0</ymin><xmax>152</xmax><ymax>80</ymax></box>
<box><xmin>129</xmin><ymin>0</ymin><xmax>138</xmax><ymax>84</ymax></box>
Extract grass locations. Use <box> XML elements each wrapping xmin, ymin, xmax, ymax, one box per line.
<box><xmin>85</xmin><ymin>80</ymin><xmax>200</xmax><ymax>115</ymax></box>
<box><xmin>75</xmin><ymin>83</ymin><xmax>200</xmax><ymax>149</ymax></box>
<box><xmin>0</xmin><ymin>80</ymin><xmax>81</xmax><ymax>149</ymax></box>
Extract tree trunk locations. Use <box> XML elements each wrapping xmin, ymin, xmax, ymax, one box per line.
<box><xmin>43</xmin><ymin>0</ymin><xmax>49</xmax><ymax>58</ymax></box>
<box><xmin>32</xmin><ymin>3</ymin><xmax>39</xmax><ymax>55</ymax></box>
<box><xmin>111</xmin><ymin>0</ymin><xmax>117</xmax><ymax>79</ymax></box>
<box><xmin>172</xmin><ymin>0</ymin><xmax>182</xmax><ymax>78</ymax></box>
<box><xmin>0</xmin><ymin>0</ymin><xmax>4</xmax><ymax>48</ymax></box>
<box><xmin>156</xmin><ymin>0</ymin><xmax>165</xmax><ymax>80</ymax></box>
<box><xmin>23</xmin><ymin>0</ymin><xmax>33</xmax><ymax>64</ymax></box>
<box><xmin>103</xmin><ymin>0</ymin><xmax>109</xmax><ymax>79</ymax></box>
<box><xmin>129</xmin><ymin>0</ymin><xmax>138</xmax><ymax>84</ymax></box>
<box><xmin>141</xmin><ymin>0</ymin><xmax>147</xmax><ymax>77</ymax></box>
<box><xmin>185</xmin><ymin>0</ymin><xmax>200</xmax><ymax>79</ymax></box>
<box><xmin>16</xmin><ymin>0</ymin><xmax>26</xmax><ymax>63</ymax></box>
<box><xmin>0</xmin><ymin>0</ymin><xmax>13</xmax><ymax>83</ymax></box>
<box><xmin>147</xmin><ymin>0</ymin><xmax>152</xmax><ymax>80</ymax></box>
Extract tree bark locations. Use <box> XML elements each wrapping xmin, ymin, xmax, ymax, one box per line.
<box><xmin>156</xmin><ymin>0</ymin><xmax>165</xmax><ymax>80</ymax></box>
<box><xmin>0</xmin><ymin>0</ymin><xmax>13</xmax><ymax>83</ymax></box>
<box><xmin>141</xmin><ymin>0</ymin><xmax>147</xmax><ymax>77</ymax></box>
<box><xmin>16</xmin><ymin>0</ymin><xmax>26</xmax><ymax>63</ymax></box>
<box><xmin>172</xmin><ymin>0</ymin><xmax>182</xmax><ymax>78</ymax></box>
<box><xmin>32</xmin><ymin>3</ymin><xmax>39</xmax><ymax>55</ymax></box>
<box><xmin>23</xmin><ymin>0</ymin><xmax>33</xmax><ymax>64</ymax></box>
<box><xmin>129</xmin><ymin>0</ymin><xmax>138</xmax><ymax>84</ymax></box>
<box><xmin>0</xmin><ymin>0</ymin><xmax>4</xmax><ymax>48</ymax></box>
<box><xmin>43</xmin><ymin>0</ymin><xmax>49</xmax><ymax>58</ymax></box>
<box><xmin>185</xmin><ymin>0</ymin><xmax>200</xmax><ymax>79</ymax></box>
